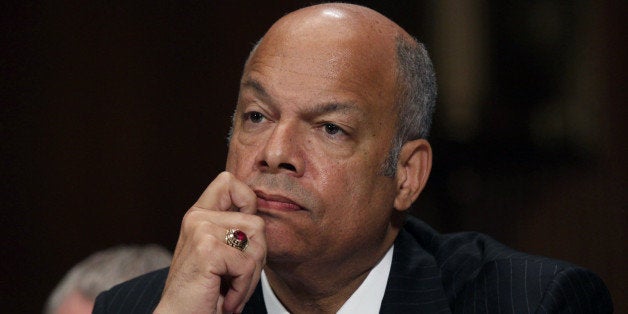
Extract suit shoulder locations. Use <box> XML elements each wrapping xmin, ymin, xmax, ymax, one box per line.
<box><xmin>453</xmin><ymin>258</ymin><xmax>612</xmax><ymax>313</ymax></box>
<box><xmin>402</xmin><ymin>216</ymin><xmax>613</xmax><ymax>313</ymax></box>
<box><xmin>535</xmin><ymin>265</ymin><xmax>613</xmax><ymax>313</ymax></box>
<box><xmin>403</xmin><ymin>215</ymin><xmax>521</xmax><ymax>273</ymax></box>
<box><xmin>93</xmin><ymin>267</ymin><xmax>169</xmax><ymax>314</ymax></box>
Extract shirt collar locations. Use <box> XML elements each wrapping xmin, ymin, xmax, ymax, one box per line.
<box><xmin>261</xmin><ymin>245</ymin><xmax>394</xmax><ymax>313</ymax></box>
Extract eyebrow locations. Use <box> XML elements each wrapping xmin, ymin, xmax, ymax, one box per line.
<box><xmin>241</xmin><ymin>78</ymin><xmax>269</xmax><ymax>98</ymax></box>
<box><xmin>241</xmin><ymin>77</ymin><xmax>361</xmax><ymax>116</ymax></box>
<box><xmin>303</xmin><ymin>101</ymin><xmax>359</xmax><ymax>117</ymax></box>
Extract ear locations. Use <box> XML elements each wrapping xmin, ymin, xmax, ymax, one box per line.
<box><xmin>393</xmin><ymin>139</ymin><xmax>432</xmax><ymax>211</ymax></box>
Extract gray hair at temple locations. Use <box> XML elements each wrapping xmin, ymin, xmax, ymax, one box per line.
<box><xmin>381</xmin><ymin>36</ymin><xmax>437</xmax><ymax>177</ymax></box>
<box><xmin>44</xmin><ymin>244</ymin><xmax>172</xmax><ymax>314</ymax></box>
<box><xmin>227</xmin><ymin>35</ymin><xmax>436</xmax><ymax>178</ymax></box>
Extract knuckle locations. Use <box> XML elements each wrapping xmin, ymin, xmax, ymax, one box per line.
<box><xmin>246</xmin><ymin>215</ymin><xmax>266</xmax><ymax>234</ymax></box>
<box><xmin>250</xmin><ymin>215</ymin><xmax>265</xmax><ymax>228</ymax></box>
<box><xmin>180</xmin><ymin>210</ymin><xmax>196</xmax><ymax>231</ymax></box>
<box><xmin>216</xmin><ymin>171</ymin><xmax>235</xmax><ymax>183</ymax></box>
<box><xmin>181</xmin><ymin>209</ymin><xmax>204</xmax><ymax>231</ymax></box>
<box><xmin>196</xmin><ymin>235</ymin><xmax>222</xmax><ymax>256</ymax></box>
<box><xmin>192</xmin><ymin>236</ymin><xmax>223</xmax><ymax>267</ymax></box>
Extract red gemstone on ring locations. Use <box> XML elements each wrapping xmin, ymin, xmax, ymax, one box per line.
<box><xmin>226</xmin><ymin>228</ymin><xmax>248</xmax><ymax>251</ymax></box>
<box><xmin>233</xmin><ymin>230</ymin><xmax>247</xmax><ymax>242</ymax></box>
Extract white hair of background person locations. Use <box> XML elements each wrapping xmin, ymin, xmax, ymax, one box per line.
<box><xmin>45</xmin><ymin>244</ymin><xmax>172</xmax><ymax>314</ymax></box>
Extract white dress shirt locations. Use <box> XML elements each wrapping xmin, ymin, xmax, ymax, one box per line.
<box><xmin>261</xmin><ymin>245</ymin><xmax>394</xmax><ymax>314</ymax></box>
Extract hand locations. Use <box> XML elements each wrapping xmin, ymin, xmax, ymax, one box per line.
<box><xmin>155</xmin><ymin>172</ymin><xmax>266</xmax><ymax>313</ymax></box>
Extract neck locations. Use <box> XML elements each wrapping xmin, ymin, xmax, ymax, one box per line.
<box><xmin>264</xmin><ymin>228</ymin><xmax>399</xmax><ymax>313</ymax></box>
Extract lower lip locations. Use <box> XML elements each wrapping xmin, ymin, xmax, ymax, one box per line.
<box><xmin>257</xmin><ymin>198</ymin><xmax>302</xmax><ymax>212</ymax></box>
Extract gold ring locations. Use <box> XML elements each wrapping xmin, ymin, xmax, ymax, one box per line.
<box><xmin>225</xmin><ymin>229</ymin><xmax>249</xmax><ymax>251</ymax></box>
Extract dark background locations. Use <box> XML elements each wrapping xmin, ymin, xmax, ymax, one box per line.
<box><xmin>2</xmin><ymin>1</ymin><xmax>626</xmax><ymax>312</ymax></box>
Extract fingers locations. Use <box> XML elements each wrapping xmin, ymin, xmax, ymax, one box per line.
<box><xmin>162</xmin><ymin>233</ymin><xmax>261</xmax><ymax>313</ymax></box>
<box><xmin>191</xmin><ymin>214</ymin><xmax>266</xmax><ymax>313</ymax></box>
<box><xmin>194</xmin><ymin>172</ymin><xmax>258</xmax><ymax>214</ymax></box>
<box><xmin>156</xmin><ymin>172</ymin><xmax>266</xmax><ymax>314</ymax></box>
<box><xmin>221</xmin><ymin>250</ymin><xmax>258</xmax><ymax>311</ymax></box>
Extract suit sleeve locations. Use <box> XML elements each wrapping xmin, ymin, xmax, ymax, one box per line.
<box><xmin>535</xmin><ymin>267</ymin><xmax>613</xmax><ymax>314</ymax></box>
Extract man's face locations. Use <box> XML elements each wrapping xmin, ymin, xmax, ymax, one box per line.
<box><xmin>226</xmin><ymin>18</ymin><xmax>401</xmax><ymax>265</ymax></box>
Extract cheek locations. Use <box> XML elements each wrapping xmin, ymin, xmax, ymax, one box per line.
<box><xmin>225</xmin><ymin>143</ymin><xmax>240</xmax><ymax>173</ymax></box>
<box><xmin>226</xmin><ymin>141</ymin><xmax>256</xmax><ymax>175</ymax></box>
<box><xmin>225</xmin><ymin>146</ymin><xmax>236</xmax><ymax>172</ymax></box>
<box><xmin>314</xmin><ymin>158</ymin><xmax>372</xmax><ymax>206</ymax></box>
<box><xmin>317</xmin><ymin>157</ymin><xmax>395</xmax><ymax>210</ymax></box>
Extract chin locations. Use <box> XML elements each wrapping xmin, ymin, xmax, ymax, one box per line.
<box><xmin>261</xmin><ymin>216</ymin><xmax>310</xmax><ymax>263</ymax></box>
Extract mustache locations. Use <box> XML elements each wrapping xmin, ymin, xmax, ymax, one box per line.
<box><xmin>246</xmin><ymin>174</ymin><xmax>314</xmax><ymax>205</ymax></box>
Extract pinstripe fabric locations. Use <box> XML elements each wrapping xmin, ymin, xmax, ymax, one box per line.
<box><xmin>380</xmin><ymin>216</ymin><xmax>613</xmax><ymax>313</ymax></box>
<box><xmin>93</xmin><ymin>266</ymin><xmax>168</xmax><ymax>314</ymax></box>
<box><xmin>93</xmin><ymin>216</ymin><xmax>613</xmax><ymax>313</ymax></box>
<box><xmin>92</xmin><ymin>268</ymin><xmax>267</xmax><ymax>314</ymax></box>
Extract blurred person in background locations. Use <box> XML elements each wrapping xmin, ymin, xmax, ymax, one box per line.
<box><xmin>44</xmin><ymin>244</ymin><xmax>171</xmax><ymax>314</ymax></box>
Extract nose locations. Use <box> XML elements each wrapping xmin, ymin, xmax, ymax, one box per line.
<box><xmin>256</xmin><ymin>122</ymin><xmax>304</xmax><ymax>176</ymax></box>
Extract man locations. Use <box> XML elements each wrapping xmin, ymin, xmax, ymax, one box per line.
<box><xmin>94</xmin><ymin>3</ymin><xmax>613</xmax><ymax>313</ymax></box>
<box><xmin>45</xmin><ymin>245</ymin><xmax>172</xmax><ymax>314</ymax></box>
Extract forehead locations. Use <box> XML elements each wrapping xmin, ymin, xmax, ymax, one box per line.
<box><xmin>240</xmin><ymin>16</ymin><xmax>398</xmax><ymax>114</ymax></box>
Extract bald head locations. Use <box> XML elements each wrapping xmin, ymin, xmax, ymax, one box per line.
<box><xmin>249</xmin><ymin>3</ymin><xmax>411</xmax><ymax>85</ymax></box>
<box><xmin>267</xmin><ymin>3</ymin><xmax>413</xmax><ymax>51</ymax></box>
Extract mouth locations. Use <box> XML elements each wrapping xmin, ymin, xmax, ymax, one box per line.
<box><xmin>255</xmin><ymin>190</ymin><xmax>304</xmax><ymax>212</ymax></box>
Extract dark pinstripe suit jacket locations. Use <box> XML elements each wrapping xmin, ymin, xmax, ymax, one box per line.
<box><xmin>93</xmin><ymin>216</ymin><xmax>613</xmax><ymax>313</ymax></box>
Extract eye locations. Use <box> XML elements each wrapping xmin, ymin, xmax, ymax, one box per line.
<box><xmin>323</xmin><ymin>123</ymin><xmax>343</xmax><ymax>135</ymax></box>
<box><xmin>245</xmin><ymin>111</ymin><xmax>265</xmax><ymax>123</ymax></box>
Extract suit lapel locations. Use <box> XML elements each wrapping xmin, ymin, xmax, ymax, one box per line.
<box><xmin>380</xmin><ymin>227</ymin><xmax>452</xmax><ymax>313</ymax></box>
